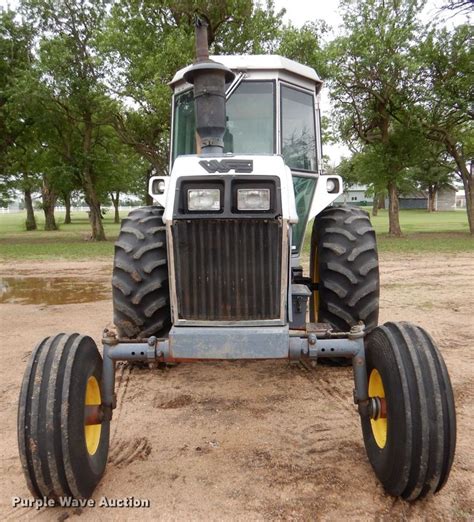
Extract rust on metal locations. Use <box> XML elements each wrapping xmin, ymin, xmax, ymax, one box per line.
<box><xmin>195</xmin><ymin>18</ymin><xmax>209</xmax><ymax>62</ymax></box>
<box><xmin>84</xmin><ymin>405</ymin><xmax>103</xmax><ymax>425</ymax></box>
<box><xmin>306</xmin><ymin>322</ymin><xmax>332</xmax><ymax>334</ymax></box>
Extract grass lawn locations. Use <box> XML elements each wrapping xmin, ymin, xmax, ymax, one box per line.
<box><xmin>0</xmin><ymin>211</ymin><xmax>126</xmax><ymax>260</ymax></box>
<box><xmin>0</xmin><ymin>207</ymin><xmax>472</xmax><ymax>261</ymax></box>
<box><xmin>370</xmin><ymin>209</ymin><xmax>473</xmax><ymax>253</ymax></box>
<box><xmin>303</xmin><ymin>208</ymin><xmax>473</xmax><ymax>255</ymax></box>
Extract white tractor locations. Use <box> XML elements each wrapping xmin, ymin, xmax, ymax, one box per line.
<box><xmin>18</xmin><ymin>20</ymin><xmax>455</xmax><ymax>503</ymax></box>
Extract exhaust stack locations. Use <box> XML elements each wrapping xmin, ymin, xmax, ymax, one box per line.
<box><xmin>183</xmin><ymin>18</ymin><xmax>235</xmax><ymax>155</ymax></box>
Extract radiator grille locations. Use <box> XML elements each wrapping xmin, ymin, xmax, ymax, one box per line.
<box><xmin>172</xmin><ymin>219</ymin><xmax>282</xmax><ymax>321</ymax></box>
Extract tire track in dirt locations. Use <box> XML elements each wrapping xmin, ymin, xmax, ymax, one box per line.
<box><xmin>3</xmin><ymin>506</ymin><xmax>37</xmax><ymax>521</ymax></box>
<box><xmin>230</xmin><ymin>363</ymin><xmax>365</xmax><ymax>520</ymax></box>
<box><xmin>110</xmin><ymin>362</ymin><xmax>133</xmax><ymax>443</ymax></box>
<box><xmin>108</xmin><ymin>437</ymin><xmax>152</xmax><ymax>467</ymax></box>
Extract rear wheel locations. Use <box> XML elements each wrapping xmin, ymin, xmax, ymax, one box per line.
<box><xmin>362</xmin><ymin>322</ymin><xmax>456</xmax><ymax>500</ymax></box>
<box><xmin>113</xmin><ymin>206</ymin><xmax>171</xmax><ymax>339</ymax></box>
<box><xmin>18</xmin><ymin>333</ymin><xmax>109</xmax><ymax>499</ymax></box>
<box><xmin>310</xmin><ymin>206</ymin><xmax>379</xmax><ymax>331</ymax></box>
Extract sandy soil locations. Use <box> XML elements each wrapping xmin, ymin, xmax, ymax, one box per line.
<box><xmin>0</xmin><ymin>253</ymin><xmax>473</xmax><ymax>521</ymax></box>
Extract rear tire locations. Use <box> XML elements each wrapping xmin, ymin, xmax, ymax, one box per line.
<box><xmin>362</xmin><ymin>322</ymin><xmax>456</xmax><ymax>500</ymax></box>
<box><xmin>113</xmin><ymin>206</ymin><xmax>171</xmax><ymax>339</ymax></box>
<box><xmin>18</xmin><ymin>333</ymin><xmax>109</xmax><ymax>499</ymax></box>
<box><xmin>310</xmin><ymin>206</ymin><xmax>379</xmax><ymax>331</ymax></box>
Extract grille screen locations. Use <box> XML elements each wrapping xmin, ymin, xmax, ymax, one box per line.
<box><xmin>172</xmin><ymin>219</ymin><xmax>282</xmax><ymax>321</ymax></box>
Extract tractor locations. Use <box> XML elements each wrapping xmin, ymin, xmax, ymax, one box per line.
<box><xmin>18</xmin><ymin>20</ymin><xmax>456</xmax><ymax>504</ymax></box>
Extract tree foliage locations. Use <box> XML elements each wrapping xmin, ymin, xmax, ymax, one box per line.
<box><xmin>327</xmin><ymin>0</ymin><xmax>473</xmax><ymax>234</ymax></box>
<box><xmin>327</xmin><ymin>0</ymin><xmax>431</xmax><ymax>236</ymax></box>
<box><xmin>413</xmin><ymin>23</ymin><xmax>473</xmax><ymax>231</ymax></box>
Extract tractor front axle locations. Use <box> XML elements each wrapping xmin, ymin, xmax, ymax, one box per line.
<box><xmin>100</xmin><ymin>323</ymin><xmax>371</xmax><ymax>421</ymax></box>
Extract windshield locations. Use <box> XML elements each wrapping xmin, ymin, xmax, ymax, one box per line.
<box><xmin>172</xmin><ymin>81</ymin><xmax>275</xmax><ymax>160</ymax></box>
<box><xmin>224</xmin><ymin>81</ymin><xmax>274</xmax><ymax>154</ymax></box>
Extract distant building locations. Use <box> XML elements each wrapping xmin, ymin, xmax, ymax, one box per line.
<box><xmin>335</xmin><ymin>184</ymin><xmax>373</xmax><ymax>206</ymax></box>
<box><xmin>434</xmin><ymin>186</ymin><xmax>456</xmax><ymax>211</ymax></box>
<box><xmin>393</xmin><ymin>190</ymin><xmax>428</xmax><ymax>210</ymax></box>
<box><xmin>335</xmin><ymin>183</ymin><xmax>458</xmax><ymax>211</ymax></box>
<box><xmin>455</xmin><ymin>189</ymin><xmax>466</xmax><ymax>209</ymax></box>
<box><xmin>7</xmin><ymin>201</ymin><xmax>21</xmax><ymax>212</ymax></box>
<box><xmin>384</xmin><ymin>185</ymin><xmax>457</xmax><ymax>211</ymax></box>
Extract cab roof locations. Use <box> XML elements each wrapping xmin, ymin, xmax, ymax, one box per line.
<box><xmin>170</xmin><ymin>54</ymin><xmax>323</xmax><ymax>90</ymax></box>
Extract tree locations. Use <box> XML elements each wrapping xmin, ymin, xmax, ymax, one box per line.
<box><xmin>407</xmin><ymin>141</ymin><xmax>456</xmax><ymax>212</ymax></box>
<box><xmin>7</xmin><ymin>55</ymin><xmax>87</xmax><ymax>231</ymax></box>
<box><xmin>328</xmin><ymin>0</ymin><xmax>428</xmax><ymax>236</ymax></box>
<box><xmin>414</xmin><ymin>24</ymin><xmax>474</xmax><ymax>232</ymax></box>
<box><xmin>277</xmin><ymin>21</ymin><xmax>329</xmax><ymax>77</ymax></box>
<box><xmin>22</xmin><ymin>0</ymin><xmax>115</xmax><ymax>240</ymax></box>
<box><xmin>94</xmin><ymin>129</ymin><xmax>147</xmax><ymax>223</ymax></box>
<box><xmin>337</xmin><ymin>143</ymin><xmax>416</xmax><ymax>218</ymax></box>
<box><xmin>0</xmin><ymin>8</ymin><xmax>39</xmax><ymax>230</ymax></box>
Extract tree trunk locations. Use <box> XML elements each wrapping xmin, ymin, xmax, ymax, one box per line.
<box><xmin>372</xmin><ymin>194</ymin><xmax>378</xmax><ymax>217</ymax></box>
<box><xmin>427</xmin><ymin>185</ymin><xmax>437</xmax><ymax>212</ymax></box>
<box><xmin>64</xmin><ymin>192</ymin><xmax>72</xmax><ymax>224</ymax></box>
<box><xmin>85</xmin><ymin>192</ymin><xmax>106</xmax><ymax>240</ymax></box>
<box><xmin>445</xmin><ymin>140</ymin><xmax>473</xmax><ymax>234</ymax></box>
<box><xmin>41</xmin><ymin>181</ymin><xmax>58</xmax><ymax>231</ymax></box>
<box><xmin>110</xmin><ymin>191</ymin><xmax>120</xmax><ymax>224</ymax></box>
<box><xmin>145</xmin><ymin>165</ymin><xmax>154</xmax><ymax>206</ymax></box>
<box><xmin>467</xmin><ymin>179</ymin><xmax>474</xmax><ymax>236</ymax></box>
<box><xmin>387</xmin><ymin>180</ymin><xmax>402</xmax><ymax>237</ymax></box>
<box><xmin>24</xmin><ymin>188</ymin><xmax>37</xmax><ymax>231</ymax></box>
<box><xmin>378</xmin><ymin>194</ymin><xmax>385</xmax><ymax>209</ymax></box>
<box><xmin>460</xmin><ymin>167</ymin><xmax>473</xmax><ymax>236</ymax></box>
<box><xmin>82</xmin><ymin>112</ymin><xmax>106</xmax><ymax>241</ymax></box>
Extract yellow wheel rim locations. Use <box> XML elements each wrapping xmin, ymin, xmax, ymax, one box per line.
<box><xmin>84</xmin><ymin>376</ymin><xmax>102</xmax><ymax>456</ymax></box>
<box><xmin>368</xmin><ymin>369</ymin><xmax>387</xmax><ymax>448</ymax></box>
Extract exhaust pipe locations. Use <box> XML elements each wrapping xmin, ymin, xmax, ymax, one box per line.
<box><xmin>183</xmin><ymin>18</ymin><xmax>235</xmax><ymax>155</ymax></box>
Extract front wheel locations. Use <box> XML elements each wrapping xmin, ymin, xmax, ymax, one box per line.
<box><xmin>18</xmin><ymin>333</ymin><xmax>110</xmax><ymax>499</ymax></box>
<box><xmin>362</xmin><ymin>322</ymin><xmax>456</xmax><ymax>500</ymax></box>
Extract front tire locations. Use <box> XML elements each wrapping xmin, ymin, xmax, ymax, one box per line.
<box><xmin>18</xmin><ymin>333</ymin><xmax>109</xmax><ymax>499</ymax></box>
<box><xmin>362</xmin><ymin>322</ymin><xmax>456</xmax><ymax>500</ymax></box>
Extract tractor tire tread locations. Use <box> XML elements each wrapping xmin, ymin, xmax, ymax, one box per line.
<box><xmin>311</xmin><ymin>206</ymin><xmax>379</xmax><ymax>333</ymax></box>
<box><xmin>18</xmin><ymin>334</ymin><xmax>109</xmax><ymax>500</ymax></box>
<box><xmin>113</xmin><ymin>206</ymin><xmax>171</xmax><ymax>339</ymax></box>
<box><xmin>362</xmin><ymin>322</ymin><xmax>456</xmax><ymax>500</ymax></box>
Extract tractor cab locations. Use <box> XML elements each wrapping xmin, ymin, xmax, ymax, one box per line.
<box><xmin>169</xmin><ymin>55</ymin><xmax>324</xmax><ymax>253</ymax></box>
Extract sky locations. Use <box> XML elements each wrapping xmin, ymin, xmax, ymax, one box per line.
<box><xmin>273</xmin><ymin>0</ymin><xmax>469</xmax><ymax>35</ymax></box>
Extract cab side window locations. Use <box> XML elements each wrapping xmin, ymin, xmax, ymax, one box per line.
<box><xmin>281</xmin><ymin>85</ymin><xmax>317</xmax><ymax>172</ymax></box>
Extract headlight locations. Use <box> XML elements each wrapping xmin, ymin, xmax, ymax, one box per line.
<box><xmin>326</xmin><ymin>178</ymin><xmax>339</xmax><ymax>194</ymax></box>
<box><xmin>237</xmin><ymin>188</ymin><xmax>271</xmax><ymax>211</ymax></box>
<box><xmin>187</xmin><ymin>188</ymin><xmax>221</xmax><ymax>211</ymax></box>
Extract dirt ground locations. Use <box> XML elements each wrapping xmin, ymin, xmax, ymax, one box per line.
<box><xmin>0</xmin><ymin>253</ymin><xmax>473</xmax><ymax>521</ymax></box>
